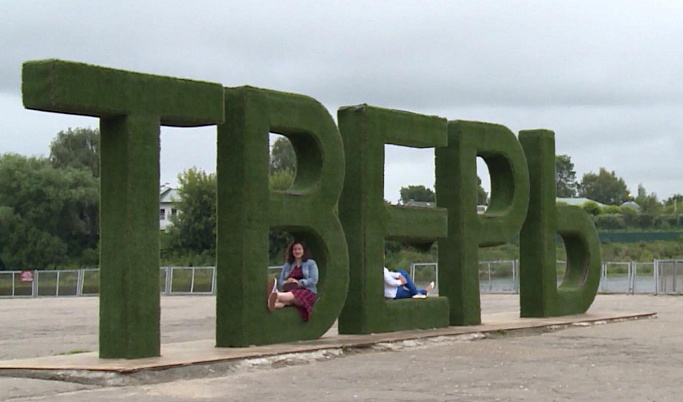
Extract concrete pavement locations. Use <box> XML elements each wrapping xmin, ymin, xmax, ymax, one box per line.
<box><xmin>0</xmin><ymin>294</ymin><xmax>676</xmax><ymax>401</ymax></box>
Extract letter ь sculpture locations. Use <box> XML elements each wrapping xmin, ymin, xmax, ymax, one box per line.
<box><xmin>21</xmin><ymin>58</ymin><xmax>603</xmax><ymax>359</ymax></box>
<box><xmin>518</xmin><ymin>130</ymin><xmax>601</xmax><ymax>316</ymax></box>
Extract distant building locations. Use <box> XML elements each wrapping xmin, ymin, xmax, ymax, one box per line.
<box><xmin>403</xmin><ymin>200</ymin><xmax>436</xmax><ymax>208</ymax></box>
<box><xmin>620</xmin><ymin>201</ymin><xmax>641</xmax><ymax>212</ymax></box>
<box><xmin>160</xmin><ymin>186</ymin><xmax>180</xmax><ymax>231</ymax></box>
<box><xmin>556</xmin><ymin>197</ymin><xmax>605</xmax><ymax>208</ymax></box>
<box><xmin>403</xmin><ymin>200</ymin><xmax>487</xmax><ymax>214</ymax></box>
<box><xmin>403</xmin><ymin>197</ymin><xmax>604</xmax><ymax>213</ymax></box>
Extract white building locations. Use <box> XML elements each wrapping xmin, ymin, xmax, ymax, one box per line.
<box><xmin>160</xmin><ymin>187</ymin><xmax>180</xmax><ymax>231</ymax></box>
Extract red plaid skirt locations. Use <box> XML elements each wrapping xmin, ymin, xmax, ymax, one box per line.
<box><xmin>287</xmin><ymin>265</ymin><xmax>317</xmax><ymax>322</ymax></box>
<box><xmin>290</xmin><ymin>288</ymin><xmax>317</xmax><ymax>322</ymax></box>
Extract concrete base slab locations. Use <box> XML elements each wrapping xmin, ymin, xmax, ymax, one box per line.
<box><xmin>0</xmin><ymin>310</ymin><xmax>654</xmax><ymax>377</ymax></box>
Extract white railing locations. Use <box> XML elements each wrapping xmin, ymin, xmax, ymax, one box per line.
<box><xmin>0</xmin><ymin>260</ymin><xmax>680</xmax><ymax>298</ymax></box>
<box><xmin>409</xmin><ymin>259</ymin><xmax>680</xmax><ymax>295</ymax></box>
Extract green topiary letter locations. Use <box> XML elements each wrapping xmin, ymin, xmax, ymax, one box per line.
<box><xmin>435</xmin><ymin>121</ymin><xmax>530</xmax><ymax>325</ymax></box>
<box><xmin>337</xmin><ymin>105</ymin><xmax>450</xmax><ymax>334</ymax></box>
<box><xmin>215</xmin><ymin>86</ymin><xmax>349</xmax><ymax>346</ymax></box>
<box><xmin>22</xmin><ymin>60</ymin><xmax>224</xmax><ymax>358</ymax></box>
<box><xmin>518</xmin><ymin>130</ymin><xmax>601</xmax><ymax>316</ymax></box>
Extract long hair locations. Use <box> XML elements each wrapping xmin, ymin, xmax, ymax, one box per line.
<box><xmin>285</xmin><ymin>239</ymin><xmax>311</xmax><ymax>263</ymax></box>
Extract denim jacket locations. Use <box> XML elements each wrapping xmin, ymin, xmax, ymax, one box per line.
<box><xmin>278</xmin><ymin>259</ymin><xmax>318</xmax><ymax>294</ymax></box>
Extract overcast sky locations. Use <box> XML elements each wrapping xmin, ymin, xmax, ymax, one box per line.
<box><xmin>0</xmin><ymin>1</ymin><xmax>680</xmax><ymax>202</ymax></box>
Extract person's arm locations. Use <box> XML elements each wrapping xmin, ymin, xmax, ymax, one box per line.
<box><xmin>384</xmin><ymin>268</ymin><xmax>402</xmax><ymax>286</ymax></box>
<box><xmin>298</xmin><ymin>260</ymin><xmax>318</xmax><ymax>288</ymax></box>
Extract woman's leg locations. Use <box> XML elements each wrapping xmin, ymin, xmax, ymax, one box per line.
<box><xmin>395</xmin><ymin>286</ymin><xmax>412</xmax><ymax>299</ymax></box>
<box><xmin>397</xmin><ymin>270</ymin><xmax>420</xmax><ymax>295</ymax></box>
<box><xmin>276</xmin><ymin>291</ymin><xmax>302</xmax><ymax>307</ymax></box>
<box><xmin>269</xmin><ymin>291</ymin><xmax>304</xmax><ymax>310</ymax></box>
<box><xmin>418</xmin><ymin>281</ymin><xmax>434</xmax><ymax>295</ymax></box>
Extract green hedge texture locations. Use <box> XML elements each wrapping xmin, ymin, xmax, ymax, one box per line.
<box><xmin>519</xmin><ymin>130</ymin><xmax>600</xmax><ymax>316</ymax></box>
<box><xmin>21</xmin><ymin>59</ymin><xmax>605</xmax><ymax>357</ymax></box>
<box><xmin>216</xmin><ymin>86</ymin><xmax>349</xmax><ymax>346</ymax></box>
<box><xmin>22</xmin><ymin>59</ymin><xmax>224</xmax><ymax>358</ymax></box>
<box><xmin>337</xmin><ymin>105</ymin><xmax>449</xmax><ymax>334</ymax></box>
<box><xmin>435</xmin><ymin>120</ymin><xmax>530</xmax><ymax>325</ymax></box>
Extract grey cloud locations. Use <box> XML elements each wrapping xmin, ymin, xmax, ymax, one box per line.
<box><xmin>1</xmin><ymin>1</ymin><xmax>681</xmax><ymax>201</ymax></box>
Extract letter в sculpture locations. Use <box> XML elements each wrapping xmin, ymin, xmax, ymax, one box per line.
<box><xmin>216</xmin><ymin>87</ymin><xmax>349</xmax><ymax>346</ymax></box>
<box><xmin>337</xmin><ymin>105</ymin><xmax>449</xmax><ymax>334</ymax></box>
<box><xmin>519</xmin><ymin>130</ymin><xmax>601</xmax><ymax>316</ymax></box>
<box><xmin>436</xmin><ymin>121</ymin><xmax>530</xmax><ymax>325</ymax></box>
<box><xmin>22</xmin><ymin>60</ymin><xmax>224</xmax><ymax>358</ymax></box>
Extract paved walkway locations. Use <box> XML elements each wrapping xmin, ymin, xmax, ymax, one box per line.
<box><xmin>0</xmin><ymin>294</ymin><xmax>676</xmax><ymax>401</ymax></box>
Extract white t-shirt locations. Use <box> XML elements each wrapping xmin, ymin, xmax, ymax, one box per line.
<box><xmin>383</xmin><ymin>267</ymin><xmax>403</xmax><ymax>299</ymax></box>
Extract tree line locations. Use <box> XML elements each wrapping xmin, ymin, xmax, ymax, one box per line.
<box><xmin>1</xmin><ymin>132</ymin><xmax>681</xmax><ymax>271</ymax></box>
<box><xmin>555</xmin><ymin>154</ymin><xmax>681</xmax><ymax>218</ymax></box>
<box><xmin>0</xmin><ymin>128</ymin><xmax>100</xmax><ymax>270</ymax></box>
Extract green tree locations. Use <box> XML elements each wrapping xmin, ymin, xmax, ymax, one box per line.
<box><xmin>166</xmin><ymin>168</ymin><xmax>217</xmax><ymax>254</ymax></box>
<box><xmin>0</xmin><ymin>153</ymin><xmax>99</xmax><ymax>270</ymax></box>
<box><xmin>268</xmin><ymin>168</ymin><xmax>295</xmax><ymax>262</ymax></box>
<box><xmin>555</xmin><ymin>154</ymin><xmax>577</xmax><ymax>198</ymax></box>
<box><xmin>477</xmin><ymin>176</ymin><xmax>488</xmax><ymax>205</ymax></box>
<box><xmin>664</xmin><ymin>194</ymin><xmax>683</xmax><ymax>206</ymax></box>
<box><xmin>577</xmin><ymin>168</ymin><xmax>630</xmax><ymax>205</ymax></box>
<box><xmin>49</xmin><ymin>127</ymin><xmax>100</xmax><ymax>178</ymax></box>
<box><xmin>400</xmin><ymin>180</ymin><xmax>487</xmax><ymax>205</ymax></box>
<box><xmin>49</xmin><ymin>127</ymin><xmax>101</xmax><ymax>250</ymax></box>
<box><xmin>269</xmin><ymin>169</ymin><xmax>295</xmax><ymax>191</ymax></box>
<box><xmin>400</xmin><ymin>185</ymin><xmax>435</xmax><ymax>204</ymax></box>
<box><xmin>0</xmin><ymin>206</ymin><xmax>68</xmax><ymax>270</ymax></box>
<box><xmin>165</xmin><ymin>166</ymin><xmax>297</xmax><ymax>264</ymax></box>
<box><xmin>663</xmin><ymin>194</ymin><xmax>683</xmax><ymax>214</ymax></box>
<box><xmin>634</xmin><ymin>184</ymin><xmax>662</xmax><ymax>215</ymax></box>
<box><xmin>270</xmin><ymin>136</ymin><xmax>296</xmax><ymax>173</ymax></box>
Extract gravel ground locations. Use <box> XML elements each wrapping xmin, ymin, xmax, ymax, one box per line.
<box><xmin>0</xmin><ymin>294</ymin><xmax>678</xmax><ymax>401</ymax></box>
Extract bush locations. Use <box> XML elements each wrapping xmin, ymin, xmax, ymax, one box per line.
<box><xmin>601</xmin><ymin>205</ymin><xmax>622</xmax><ymax>215</ymax></box>
<box><xmin>634</xmin><ymin>214</ymin><xmax>654</xmax><ymax>229</ymax></box>
<box><xmin>594</xmin><ymin>214</ymin><xmax>625</xmax><ymax>230</ymax></box>
<box><xmin>79</xmin><ymin>248</ymin><xmax>99</xmax><ymax>267</ymax></box>
<box><xmin>582</xmin><ymin>201</ymin><xmax>602</xmax><ymax>216</ymax></box>
<box><xmin>654</xmin><ymin>214</ymin><xmax>676</xmax><ymax>229</ymax></box>
<box><xmin>621</xmin><ymin>207</ymin><xmax>638</xmax><ymax>228</ymax></box>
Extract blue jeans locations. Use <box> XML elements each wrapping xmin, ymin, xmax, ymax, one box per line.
<box><xmin>394</xmin><ymin>270</ymin><xmax>427</xmax><ymax>299</ymax></box>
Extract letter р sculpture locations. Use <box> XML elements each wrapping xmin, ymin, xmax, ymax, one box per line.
<box><xmin>21</xmin><ymin>59</ymin><xmax>602</xmax><ymax>359</ymax></box>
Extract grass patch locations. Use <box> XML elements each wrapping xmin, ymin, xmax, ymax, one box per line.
<box><xmin>55</xmin><ymin>349</ymin><xmax>91</xmax><ymax>356</ymax></box>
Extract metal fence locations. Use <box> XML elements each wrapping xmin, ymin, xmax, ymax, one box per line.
<box><xmin>0</xmin><ymin>260</ymin><xmax>681</xmax><ymax>298</ymax></box>
<box><xmin>408</xmin><ymin>259</ymin><xmax>681</xmax><ymax>295</ymax></box>
<box><xmin>655</xmin><ymin>259</ymin><xmax>683</xmax><ymax>295</ymax></box>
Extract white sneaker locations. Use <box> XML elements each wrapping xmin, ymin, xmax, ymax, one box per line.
<box><xmin>412</xmin><ymin>293</ymin><xmax>427</xmax><ymax>299</ymax></box>
<box><xmin>268</xmin><ymin>292</ymin><xmax>278</xmax><ymax>311</ymax></box>
<box><xmin>426</xmin><ymin>282</ymin><xmax>435</xmax><ymax>294</ymax></box>
<box><xmin>267</xmin><ymin>277</ymin><xmax>277</xmax><ymax>295</ymax></box>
